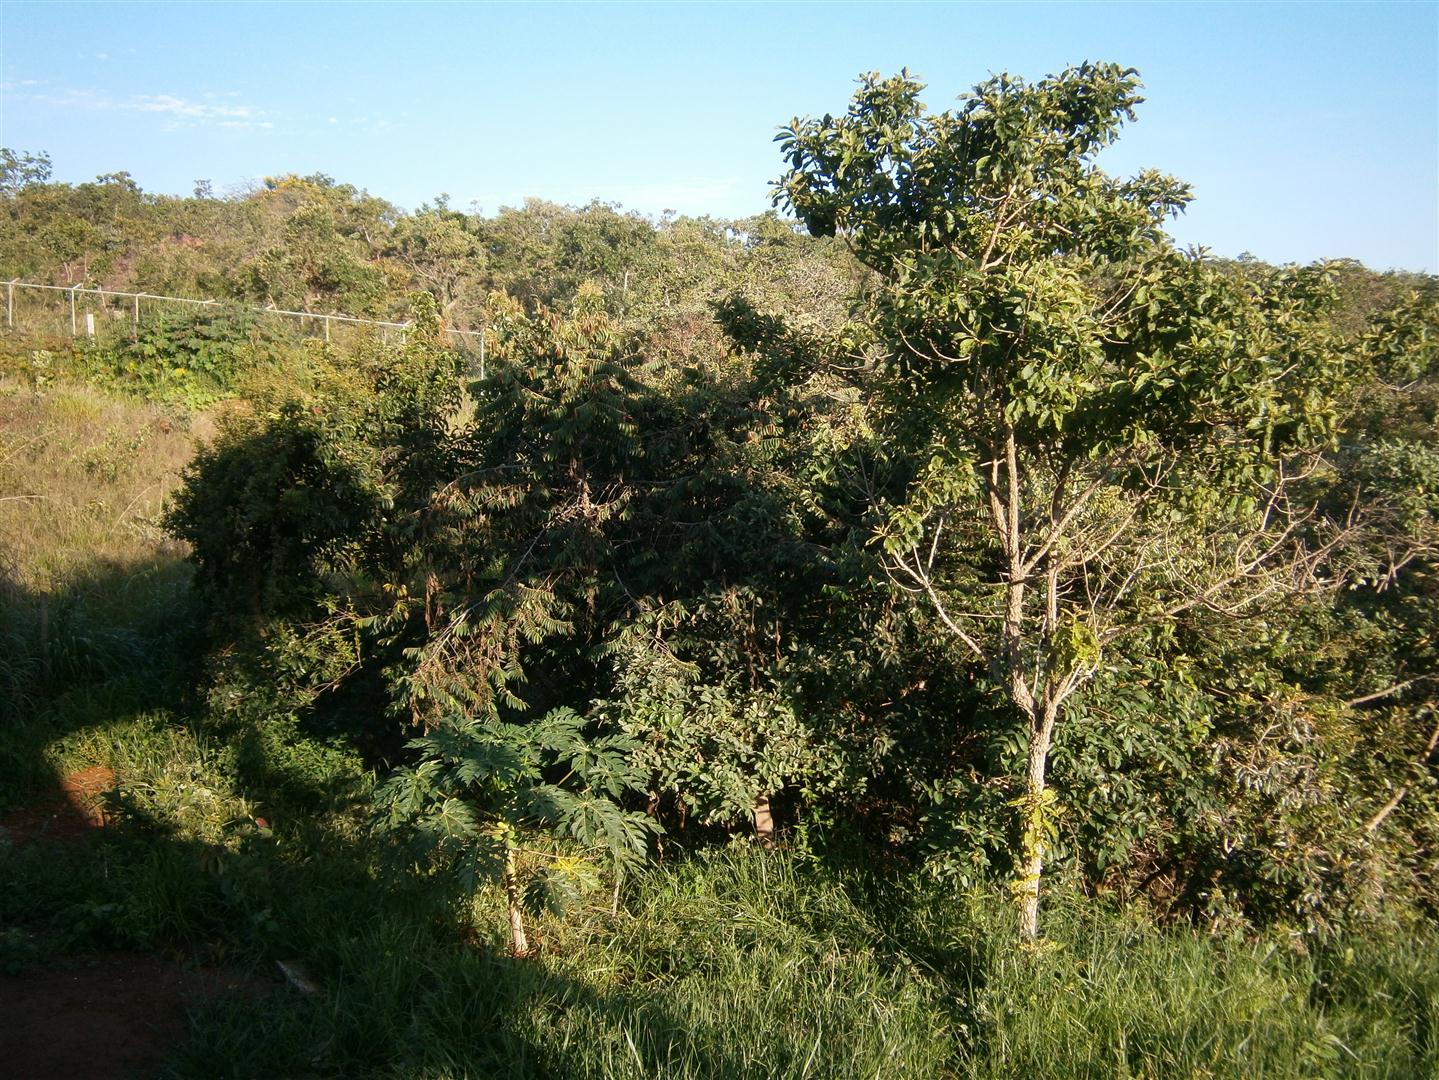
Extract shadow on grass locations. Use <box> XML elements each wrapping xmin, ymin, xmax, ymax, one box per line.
<box><xmin>0</xmin><ymin>553</ymin><xmax>198</xmax><ymax>807</ymax></box>
<box><xmin>0</xmin><ymin>551</ymin><xmax>233</xmax><ymax>972</ymax></box>
<box><xmin>0</xmin><ymin>554</ymin><xmax>762</xmax><ymax>1077</ymax></box>
<box><xmin>146</xmin><ymin>766</ymin><xmax>768</xmax><ymax>1078</ymax></box>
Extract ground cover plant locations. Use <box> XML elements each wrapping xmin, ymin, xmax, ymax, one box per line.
<box><xmin>0</xmin><ymin>60</ymin><xmax>1435</xmax><ymax>1078</ymax></box>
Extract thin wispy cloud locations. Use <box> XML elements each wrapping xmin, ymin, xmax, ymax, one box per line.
<box><xmin>131</xmin><ymin>93</ymin><xmax>267</xmax><ymax>124</ymax></box>
<box><xmin>16</xmin><ymin>85</ymin><xmax>274</xmax><ymax>129</ymax></box>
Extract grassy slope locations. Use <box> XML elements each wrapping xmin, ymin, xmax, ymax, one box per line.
<box><xmin>0</xmin><ymin>378</ymin><xmax>202</xmax><ymax>802</ymax></box>
<box><xmin>0</xmin><ymin>376</ymin><xmax>1435</xmax><ymax>1079</ymax></box>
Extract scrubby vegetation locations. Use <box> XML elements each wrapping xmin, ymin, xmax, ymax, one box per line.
<box><xmin>1</xmin><ymin>64</ymin><xmax>1436</xmax><ymax>1077</ymax></box>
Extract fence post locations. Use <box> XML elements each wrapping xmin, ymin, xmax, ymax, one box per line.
<box><xmin>479</xmin><ymin>326</ymin><xmax>486</xmax><ymax>381</ymax></box>
<box><xmin>3</xmin><ymin>279</ymin><xmax>438</xmax><ymax>351</ymax></box>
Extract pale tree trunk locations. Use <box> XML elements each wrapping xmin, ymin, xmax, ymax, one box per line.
<box><xmin>503</xmin><ymin>841</ymin><xmax>530</xmax><ymax>956</ymax></box>
<box><xmin>994</xmin><ymin>425</ymin><xmax>1056</xmax><ymax>943</ymax></box>
<box><xmin>754</xmin><ymin>794</ymin><xmax>775</xmax><ymax>848</ymax></box>
<box><xmin>1017</xmin><ymin>702</ymin><xmax>1058</xmax><ymax>942</ymax></box>
<box><xmin>903</xmin><ymin>424</ymin><xmax>1079</xmax><ymax>943</ymax></box>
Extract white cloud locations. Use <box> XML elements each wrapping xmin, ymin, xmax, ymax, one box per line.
<box><xmin>32</xmin><ymin>87</ymin><xmax>110</xmax><ymax>109</ymax></box>
<box><xmin>132</xmin><ymin>93</ymin><xmax>259</xmax><ymax>120</ymax></box>
<box><xmin>21</xmin><ymin>86</ymin><xmax>274</xmax><ymax>130</ymax></box>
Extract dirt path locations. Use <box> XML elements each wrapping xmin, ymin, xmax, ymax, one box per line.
<box><xmin>0</xmin><ymin>768</ymin><xmax>275</xmax><ymax>1077</ymax></box>
<box><xmin>0</xmin><ymin>952</ymin><xmax>269</xmax><ymax>1080</ymax></box>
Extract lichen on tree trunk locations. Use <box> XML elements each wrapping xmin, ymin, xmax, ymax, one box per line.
<box><xmin>1017</xmin><ymin>716</ymin><xmax>1057</xmax><ymax>943</ymax></box>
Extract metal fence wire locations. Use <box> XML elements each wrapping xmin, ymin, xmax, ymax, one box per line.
<box><xmin>1</xmin><ymin>280</ymin><xmax>490</xmax><ymax>367</ymax></box>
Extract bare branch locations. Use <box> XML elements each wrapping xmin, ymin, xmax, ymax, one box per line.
<box><xmin>1346</xmin><ymin>676</ymin><xmax>1438</xmax><ymax>709</ymax></box>
<box><xmin>888</xmin><ymin>546</ymin><xmax>993</xmax><ymax>668</ymax></box>
<box><xmin>1365</xmin><ymin>711</ymin><xmax>1439</xmax><ymax>834</ymax></box>
<box><xmin>1021</xmin><ymin>473</ymin><xmax>1106</xmax><ymax>577</ymax></box>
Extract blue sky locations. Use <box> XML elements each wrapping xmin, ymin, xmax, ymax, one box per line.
<box><xmin>2</xmin><ymin>1</ymin><xmax>1435</xmax><ymax>271</ymax></box>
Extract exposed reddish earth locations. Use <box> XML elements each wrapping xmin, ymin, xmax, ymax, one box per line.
<box><xmin>0</xmin><ymin>768</ymin><xmax>274</xmax><ymax>1078</ymax></box>
<box><xmin>0</xmin><ymin>765</ymin><xmax>116</xmax><ymax>845</ymax></box>
<box><xmin>0</xmin><ymin>952</ymin><xmax>271</xmax><ymax>1080</ymax></box>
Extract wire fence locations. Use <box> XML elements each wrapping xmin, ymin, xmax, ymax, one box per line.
<box><xmin>1</xmin><ymin>279</ymin><xmax>490</xmax><ymax>367</ymax></box>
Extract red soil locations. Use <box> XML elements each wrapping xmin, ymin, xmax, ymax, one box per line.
<box><xmin>0</xmin><ymin>768</ymin><xmax>274</xmax><ymax>1076</ymax></box>
<box><xmin>0</xmin><ymin>952</ymin><xmax>271</xmax><ymax>1080</ymax></box>
<box><xmin>0</xmin><ymin>765</ymin><xmax>116</xmax><ymax>845</ymax></box>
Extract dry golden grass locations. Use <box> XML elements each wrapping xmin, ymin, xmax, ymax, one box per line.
<box><xmin>0</xmin><ymin>377</ymin><xmax>210</xmax><ymax>781</ymax></box>
<box><xmin>0</xmin><ymin>378</ymin><xmax>206</xmax><ymax>592</ymax></box>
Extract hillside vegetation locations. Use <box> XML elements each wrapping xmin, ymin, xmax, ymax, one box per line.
<box><xmin>1</xmin><ymin>64</ymin><xmax>1436</xmax><ymax>1078</ymax></box>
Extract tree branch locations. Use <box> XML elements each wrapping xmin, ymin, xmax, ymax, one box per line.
<box><xmin>1365</xmin><ymin>710</ymin><xmax>1439</xmax><ymax>834</ymax></box>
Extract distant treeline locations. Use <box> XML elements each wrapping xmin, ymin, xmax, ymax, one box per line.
<box><xmin>0</xmin><ymin>147</ymin><xmax>866</xmax><ymax>336</ymax></box>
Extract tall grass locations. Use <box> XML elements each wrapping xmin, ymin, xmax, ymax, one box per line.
<box><xmin>161</xmin><ymin>841</ymin><xmax>1437</xmax><ymax>1079</ymax></box>
<box><xmin>0</xmin><ymin>377</ymin><xmax>198</xmax><ymax>801</ymax></box>
<box><xmin>0</xmin><ymin>378</ymin><xmax>200</xmax><ymax>582</ymax></box>
<box><xmin>929</xmin><ymin>891</ymin><xmax>1437</xmax><ymax>1078</ymax></box>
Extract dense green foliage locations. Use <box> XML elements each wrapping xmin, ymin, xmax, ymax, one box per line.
<box><xmin>1</xmin><ymin>59</ymin><xmax>1436</xmax><ymax>1076</ymax></box>
<box><xmin>769</xmin><ymin>62</ymin><xmax>1430</xmax><ymax>938</ymax></box>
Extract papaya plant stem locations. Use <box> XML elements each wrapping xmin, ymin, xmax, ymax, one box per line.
<box><xmin>503</xmin><ymin>838</ymin><xmax>530</xmax><ymax>956</ymax></box>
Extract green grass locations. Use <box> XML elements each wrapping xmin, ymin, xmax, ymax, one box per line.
<box><xmin>10</xmin><ymin>678</ymin><xmax>1431</xmax><ymax>1078</ymax></box>
<box><xmin>937</xmin><ymin>895</ymin><xmax>1438</xmax><ymax>1078</ymax></box>
<box><xmin>161</xmin><ymin>839</ymin><xmax>1437</xmax><ymax>1079</ymax></box>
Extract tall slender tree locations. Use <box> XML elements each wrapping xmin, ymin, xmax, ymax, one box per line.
<box><xmin>776</xmin><ymin>64</ymin><xmax>1357</xmax><ymax>940</ymax></box>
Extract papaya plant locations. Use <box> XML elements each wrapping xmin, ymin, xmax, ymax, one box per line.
<box><xmin>373</xmin><ymin>706</ymin><xmax>658</xmax><ymax>955</ymax></box>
